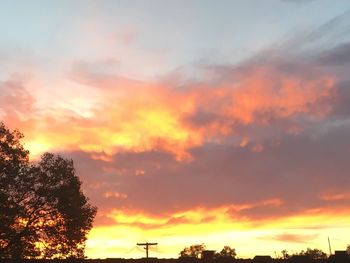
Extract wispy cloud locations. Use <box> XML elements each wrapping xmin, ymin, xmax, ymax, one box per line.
<box><xmin>262</xmin><ymin>233</ymin><xmax>318</xmax><ymax>243</ymax></box>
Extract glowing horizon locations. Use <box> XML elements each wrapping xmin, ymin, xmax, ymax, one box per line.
<box><xmin>1</xmin><ymin>0</ymin><xmax>350</xmax><ymax>259</ymax></box>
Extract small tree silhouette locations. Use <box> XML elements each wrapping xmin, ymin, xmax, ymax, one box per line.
<box><xmin>216</xmin><ymin>246</ymin><xmax>236</xmax><ymax>259</ymax></box>
<box><xmin>281</xmin><ymin>249</ymin><xmax>290</xmax><ymax>259</ymax></box>
<box><xmin>179</xmin><ymin>244</ymin><xmax>206</xmax><ymax>258</ymax></box>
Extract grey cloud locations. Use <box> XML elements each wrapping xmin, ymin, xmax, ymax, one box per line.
<box><xmin>317</xmin><ymin>43</ymin><xmax>350</xmax><ymax>66</ymax></box>
<box><xmin>62</xmin><ymin>117</ymin><xmax>350</xmax><ymax>225</ymax></box>
<box><xmin>281</xmin><ymin>0</ymin><xmax>315</xmax><ymax>3</ymax></box>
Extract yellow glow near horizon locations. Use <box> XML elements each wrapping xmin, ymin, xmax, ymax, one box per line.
<box><xmin>85</xmin><ymin>207</ymin><xmax>350</xmax><ymax>259</ymax></box>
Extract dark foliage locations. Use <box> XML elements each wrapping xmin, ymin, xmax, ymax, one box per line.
<box><xmin>0</xmin><ymin>122</ymin><xmax>97</xmax><ymax>259</ymax></box>
<box><xmin>215</xmin><ymin>246</ymin><xmax>236</xmax><ymax>259</ymax></box>
<box><xmin>179</xmin><ymin>244</ymin><xmax>206</xmax><ymax>259</ymax></box>
<box><xmin>298</xmin><ymin>248</ymin><xmax>327</xmax><ymax>260</ymax></box>
<box><xmin>179</xmin><ymin>244</ymin><xmax>236</xmax><ymax>260</ymax></box>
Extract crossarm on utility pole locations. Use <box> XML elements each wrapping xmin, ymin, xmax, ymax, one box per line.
<box><xmin>137</xmin><ymin>242</ymin><xmax>158</xmax><ymax>258</ymax></box>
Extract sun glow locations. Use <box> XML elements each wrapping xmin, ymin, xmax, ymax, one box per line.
<box><xmin>86</xmin><ymin>207</ymin><xmax>350</xmax><ymax>259</ymax></box>
<box><xmin>25</xmin><ymin>139</ymin><xmax>53</xmax><ymax>160</ymax></box>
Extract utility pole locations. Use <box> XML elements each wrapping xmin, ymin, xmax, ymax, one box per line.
<box><xmin>137</xmin><ymin>242</ymin><xmax>158</xmax><ymax>258</ymax></box>
<box><xmin>328</xmin><ymin>237</ymin><xmax>332</xmax><ymax>256</ymax></box>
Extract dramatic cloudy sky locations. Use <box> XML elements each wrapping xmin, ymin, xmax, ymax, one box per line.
<box><xmin>1</xmin><ymin>0</ymin><xmax>350</xmax><ymax>258</ymax></box>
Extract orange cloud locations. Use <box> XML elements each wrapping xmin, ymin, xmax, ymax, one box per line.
<box><xmin>228</xmin><ymin>68</ymin><xmax>335</xmax><ymax>124</ymax></box>
<box><xmin>262</xmin><ymin>233</ymin><xmax>319</xmax><ymax>243</ymax></box>
<box><xmin>5</xmin><ymin>64</ymin><xmax>336</xmax><ymax>162</ymax></box>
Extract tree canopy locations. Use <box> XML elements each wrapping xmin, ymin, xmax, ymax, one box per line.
<box><xmin>179</xmin><ymin>244</ymin><xmax>206</xmax><ymax>258</ymax></box>
<box><xmin>298</xmin><ymin>248</ymin><xmax>327</xmax><ymax>259</ymax></box>
<box><xmin>179</xmin><ymin>244</ymin><xmax>236</xmax><ymax>259</ymax></box>
<box><xmin>216</xmin><ymin>246</ymin><xmax>236</xmax><ymax>259</ymax></box>
<box><xmin>0</xmin><ymin>122</ymin><xmax>97</xmax><ymax>259</ymax></box>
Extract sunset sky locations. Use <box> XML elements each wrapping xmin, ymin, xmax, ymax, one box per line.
<box><xmin>1</xmin><ymin>0</ymin><xmax>350</xmax><ymax>259</ymax></box>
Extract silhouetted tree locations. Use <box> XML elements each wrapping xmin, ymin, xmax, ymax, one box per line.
<box><xmin>0</xmin><ymin>123</ymin><xmax>97</xmax><ymax>259</ymax></box>
<box><xmin>347</xmin><ymin>245</ymin><xmax>350</xmax><ymax>255</ymax></box>
<box><xmin>0</xmin><ymin>123</ymin><xmax>30</xmax><ymax>258</ymax></box>
<box><xmin>298</xmin><ymin>248</ymin><xmax>327</xmax><ymax>259</ymax></box>
<box><xmin>180</xmin><ymin>244</ymin><xmax>206</xmax><ymax>258</ymax></box>
<box><xmin>281</xmin><ymin>249</ymin><xmax>290</xmax><ymax>259</ymax></box>
<box><xmin>215</xmin><ymin>246</ymin><xmax>236</xmax><ymax>259</ymax></box>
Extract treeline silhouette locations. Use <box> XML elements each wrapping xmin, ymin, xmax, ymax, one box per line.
<box><xmin>0</xmin><ymin>251</ymin><xmax>349</xmax><ymax>263</ymax></box>
<box><xmin>178</xmin><ymin>244</ymin><xmax>350</xmax><ymax>261</ymax></box>
<box><xmin>0</xmin><ymin>247</ymin><xmax>348</xmax><ymax>263</ymax></box>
